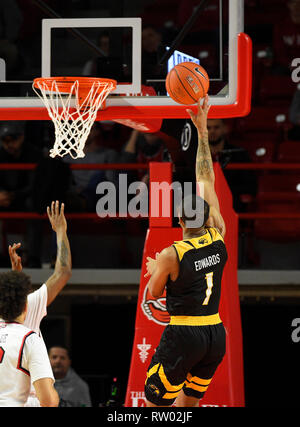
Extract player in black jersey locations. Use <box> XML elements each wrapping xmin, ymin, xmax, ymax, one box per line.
<box><xmin>144</xmin><ymin>95</ymin><xmax>227</xmax><ymax>407</ymax></box>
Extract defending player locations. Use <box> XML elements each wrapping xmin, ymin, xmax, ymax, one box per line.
<box><xmin>144</xmin><ymin>95</ymin><xmax>227</xmax><ymax>407</ymax></box>
<box><xmin>0</xmin><ymin>271</ymin><xmax>59</xmax><ymax>407</ymax></box>
<box><xmin>8</xmin><ymin>200</ymin><xmax>72</xmax><ymax>406</ymax></box>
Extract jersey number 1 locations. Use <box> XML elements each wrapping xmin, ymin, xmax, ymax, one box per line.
<box><xmin>203</xmin><ymin>272</ymin><xmax>214</xmax><ymax>305</ymax></box>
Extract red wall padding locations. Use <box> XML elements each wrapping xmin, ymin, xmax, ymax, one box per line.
<box><xmin>125</xmin><ymin>162</ymin><xmax>244</xmax><ymax>407</ymax></box>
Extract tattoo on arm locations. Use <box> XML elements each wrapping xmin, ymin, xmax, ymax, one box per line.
<box><xmin>59</xmin><ymin>241</ymin><xmax>68</xmax><ymax>267</ymax></box>
<box><xmin>56</xmin><ymin>237</ymin><xmax>71</xmax><ymax>271</ymax></box>
<box><xmin>45</xmin><ymin>235</ymin><xmax>71</xmax><ymax>306</ymax></box>
<box><xmin>196</xmin><ymin>131</ymin><xmax>214</xmax><ymax>181</ymax></box>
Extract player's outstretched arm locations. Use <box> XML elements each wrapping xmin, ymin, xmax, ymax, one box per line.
<box><xmin>45</xmin><ymin>201</ymin><xmax>72</xmax><ymax>306</ymax></box>
<box><xmin>187</xmin><ymin>95</ymin><xmax>226</xmax><ymax>237</ymax></box>
<box><xmin>187</xmin><ymin>95</ymin><xmax>214</xmax><ymax>183</ymax></box>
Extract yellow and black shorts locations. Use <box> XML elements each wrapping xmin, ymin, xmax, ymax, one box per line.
<box><xmin>144</xmin><ymin>315</ymin><xmax>226</xmax><ymax>406</ymax></box>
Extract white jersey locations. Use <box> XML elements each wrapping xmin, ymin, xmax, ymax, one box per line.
<box><xmin>0</xmin><ymin>321</ymin><xmax>54</xmax><ymax>407</ymax></box>
<box><xmin>23</xmin><ymin>284</ymin><xmax>48</xmax><ymax>407</ymax></box>
<box><xmin>25</xmin><ymin>284</ymin><xmax>48</xmax><ymax>333</ymax></box>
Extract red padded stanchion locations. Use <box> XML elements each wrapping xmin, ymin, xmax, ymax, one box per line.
<box><xmin>124</xmin><ymin>162</ymin><xmax>244</xmax><ymax>407</ymax></box>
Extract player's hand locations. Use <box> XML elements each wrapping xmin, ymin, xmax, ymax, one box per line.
<box><xmin>9</xmin><ymin>242</ymin><xmax>22</xmax><ymax>272</ymax></box>
<box><xmin>47</xmin><ymin>201</ymin><xmax>67</xmax><ymax>233</ymax></box>
<box><xmin>186</xmin><ymin>95</ymin><xmax>210</xmax><ymax>134</ymax></box>
<box><xmin>144</xmin><ymin>252</ymin><xmax>159</xmax><ymax>278</ymax></box>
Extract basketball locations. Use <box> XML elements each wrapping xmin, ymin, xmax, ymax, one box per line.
<box><xmin>165</xmin><ymin>62</ymin><xmax>209</xmax><ymax>105</ymax></box>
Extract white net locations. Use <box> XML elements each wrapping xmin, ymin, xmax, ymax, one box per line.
<box><xmin>33</xmin><ymin>79</ymin><xmax>116</xmax><ymax>159</ymax></box>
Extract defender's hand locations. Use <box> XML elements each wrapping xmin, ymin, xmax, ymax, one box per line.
<box><xmin>186</xmin><ymin>95</ymin><xmax>210</xmax><ymax>134</ymax></box>
<box><xmin>47</xmin><ymin>201</ymin><xmax>67</xmax><ymax>233</ymax></box>
<box><xmin>9</xmin><ymin>243</ymin><xmax>22</xmax><ymax>272</ymax></box>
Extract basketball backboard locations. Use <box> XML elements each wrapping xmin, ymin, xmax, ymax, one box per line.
<box><xmin>0</xmin><ymin>0</ymin><xmax>251</xmax><ymax>122</ymax></box>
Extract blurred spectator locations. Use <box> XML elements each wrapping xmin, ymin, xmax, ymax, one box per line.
<box><xmin>0</xmin><ymin>121</ymin><xmax>42</xmax><ymax>210</ymax></box>
<box><xmin>16</xmin><ymin>0</ymin><xmax>61</xmax><ymax>79</ymax></box>
<box><xmin>48</xmin><ymin>346</ymin><xmax>92</xmax><ymax>407</ymax></box>
<box><xmin>166</xmin><ymin>118</ymin><xmax>257</xmax><ymax>212</ymax></box>
<box><xmin>82</xmin><ymin>30</ymin><xmax>126</xmax><ymax>82</ymax></box>
<box><xmin>124</xmin><ymin>127</ymin><xmax>201</xmax><ymax>214</ymax></box>
<box><xmin>288</xmin><ymin>87</ymin><xmax>300</xmax><ymax>140</ymax></box>
<box><xmin>148</xmin><ymin>118</ymin><xmax>257</xmax><ymax>212</ymax></box>
<box><xmin>82</xmin><ymin>30</ymin><xmax>110</xmax><ymax>76</ymax></box>
<box><xmin>141</xmin><ymin>26</ymin><xmax>167</xmax><ymax>85</ymax></box>
<box><xmin>0</xmin><ymin>121</ymin><xmax>44</xmax><ymax>267</ymax></box>
<box><xmin>63</xmin><ymin>122</ymin><xmax>135</xmax><ymax>211</ymax></box>
<box><xmin>123</xmin><ymin>129</ymin><xmax>167</xmax><ymax>185</ymax></box>
<box><xmin>273</xmin><ymin>0</ymin><xmax>300</xmax><ymax>74</ymax></box>
<box><xmin>0</xmin><ymin>0</ymin><xmax>23</xmax><ymax>77</ymax></box>
<box><xmin>93</xmin><ymin>121</ymin><xmax>131</xmax><ymax>152</ymax></box>
<box><xmin>206</xmin><ymin>119</ymin><xmax>258</xmax><ymax>212</ymax></box>
<box><xmin>122</xmin><ymin>129</ymin><xmax>169</xmax><ymax>237</ymax></box>
<box><xmin>176</xmin><ymin>0</ymin><xmax>219</xmax><ymax>34</ymax></box>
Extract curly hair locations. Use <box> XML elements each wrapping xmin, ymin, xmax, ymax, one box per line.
<box><xmin>0</xmin><ymin>271</ymin><xmax>32</xmax><ymax>321</ymax></box>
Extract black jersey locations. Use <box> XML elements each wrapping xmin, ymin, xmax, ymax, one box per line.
<box><xmin>166</xmin><ymin>227</ymin><xmax>228</xmax><ymax>316</ymax></box>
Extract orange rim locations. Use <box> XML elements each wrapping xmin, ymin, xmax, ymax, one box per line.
<box><xmin>33</xmin><ymin>76</ymin><xmax>117</xmax><ymax>93</ymax></box>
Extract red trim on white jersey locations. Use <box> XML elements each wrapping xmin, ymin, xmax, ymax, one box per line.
<box><xmin>17</xmin><ymin>331</ymin><xmax>35</xmax><ymax>376</ymax></box>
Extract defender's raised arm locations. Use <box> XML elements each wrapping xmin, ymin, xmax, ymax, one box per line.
<box><xmin>45</xmin><ymin>201</ymin><xmax>72</xmax><ymax>306</ymax></box>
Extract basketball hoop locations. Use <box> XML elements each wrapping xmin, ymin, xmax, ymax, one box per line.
<box><xmin>33</xmin><ymin>77</ymin><xmax>117</xmax><ymax>159</ymax></box>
